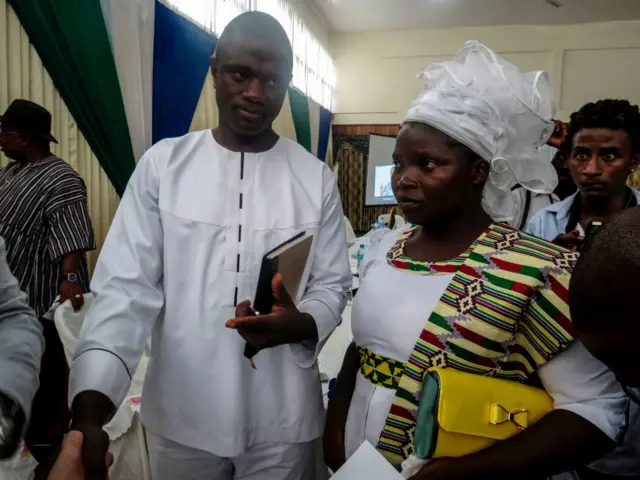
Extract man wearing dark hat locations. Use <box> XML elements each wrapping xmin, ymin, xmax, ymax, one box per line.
<box><xmin>0</xmin><ymin>99</ymin><xmax>95</xmax><ymax>465</ymax></box>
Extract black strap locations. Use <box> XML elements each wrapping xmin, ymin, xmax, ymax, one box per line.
<box><xmin>518</xmin><ymin>190</ymin><xmax>533</xmax><ymax>231</ymax></box>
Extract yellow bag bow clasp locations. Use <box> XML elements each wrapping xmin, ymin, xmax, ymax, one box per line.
<box><xmin>489</xmin><ymin>404</ymin><xmax>529</xmax><ymax>430</ymax></box>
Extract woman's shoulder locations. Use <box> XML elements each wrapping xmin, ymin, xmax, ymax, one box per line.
<box><xmin>371</xmin><ymin>224</ymin><xmax>414</xmax><ymax>255</ymax></box>
<box><xmin>492</xmin><ymin>223</ymin><xmax>577</xmax><ymax>271</ymax></box>
<box><xmin>359</xmin><ymin>225</ymin><xmax>414</xmax><ymax>277</ymax></box>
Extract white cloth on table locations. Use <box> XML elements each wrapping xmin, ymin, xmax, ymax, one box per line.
<box><xmin>344</xmin><ymin>228</ymin><xmax>628</xmax><ymax>468</ymax></box>
<box><xmin>69</xmin><ymin>131</ymin><xmax>352</xmax><ymax>458</ymax></box>
<box><xmin>0</xmin><ymin>448</ymin><xmax>37</xmax><ymax>480</ymax></box>
<box><xmin>54</xmin><ymin>294</ymin><xmax>151</xmax><ymax>480</ymax></box>
<box><xmin>344</xmin><ymin>216</ymin><xmax>357</xmax><ymax>248</ymax></box>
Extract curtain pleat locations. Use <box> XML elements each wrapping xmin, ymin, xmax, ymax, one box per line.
<box><xmin>0</xmin><ymin>1</ymin><xmax>119</xmax><ymax>273</ymax></box>
<box><xmin>272</xmin><ymin>90</ymin><xmax>298</xmax><ymax>141</ymax></box>
<box><xmin>335</xmin><ymin>144</ymin><xmax>389</xmax><ymax>232</ymax></box>
<box><xmin>333</xmin><ymin>125</ymin><xmax>400</xmax><ymax>232</ymax></box>
<box><xmin>7</xmin><ymin>0</ymin><xmax>136</xmax><ymax>196</ymax></box>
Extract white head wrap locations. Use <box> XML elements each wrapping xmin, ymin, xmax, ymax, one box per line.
<box><xmin>403</xmin><ymin>40</ymin><xmax>558</xmax><ymax>222</ymax></box>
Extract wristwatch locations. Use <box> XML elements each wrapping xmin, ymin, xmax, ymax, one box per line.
<box><xmin>61</xmin><ymin>273</ymin><xmax>79</xmax><ymax>283</ymax></box>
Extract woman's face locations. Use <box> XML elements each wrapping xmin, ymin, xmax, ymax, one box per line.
<box><xmin>391</xmin><ymin>123</ymin><xmax>488</xmax><ymax>226</ymax></box>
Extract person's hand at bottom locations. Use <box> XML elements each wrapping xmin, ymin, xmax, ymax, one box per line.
<box><xmin>551</xmin><ymin>231</ymin><xmax>584</xmax><ymax>251</ymax></box>
<box><xmin>48</xmin><ymin>430</ymin><xmax>113</xmax><ymax>480</ymax></box>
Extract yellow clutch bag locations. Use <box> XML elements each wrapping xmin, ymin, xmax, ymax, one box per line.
<box><xmin>413</xmin><ymin>367</ymin><xmax>553</xmax><ymax>459</ymax></box>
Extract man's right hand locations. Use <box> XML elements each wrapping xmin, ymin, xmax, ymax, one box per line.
<box><xmin>552</xmin><ymin>230</ymin><xmax>584</xmax><ymax>251</ymax></box>
<box><xmin>65</xmin><ymin>391</ymin><xmax>115</xmax><ymax>480</ymax></box>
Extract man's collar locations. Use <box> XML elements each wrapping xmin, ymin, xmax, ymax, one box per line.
<box><xmin>547</xmin><ymin>189</ymin><xmax>640</xmax><ymax>220</ymax></box>
<box><xmin>546</xmin><ymin>192</ymin><xmax>578</xmax><ymax>221</ymax></box>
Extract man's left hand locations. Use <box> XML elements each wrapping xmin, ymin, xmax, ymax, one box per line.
<box><xmin>225</xmin><ymin>273</ymin><xmax>317</xmax><ymax>355</ymax></box>
<box><xmin>59</xmin><ymin>280</ymin><xmax>84</xmax><ymax>311</ymax></box>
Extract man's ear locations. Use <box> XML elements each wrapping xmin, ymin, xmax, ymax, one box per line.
<box><xmin>210</xmin><ymin>54</ymin><xmax>218</xmax><ymax>88</ymax></box>
<box><xmin>473</xmin><ymin>158</ymin><xmax>490</xmax><ymax>186</ymax></box>
<box><xmin>630</xmin><ymin>152</ymin><xmax>640</xmax><ymax>175</ymax></box>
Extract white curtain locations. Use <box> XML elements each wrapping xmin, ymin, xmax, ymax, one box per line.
<box><xmin>168</xmin><ymin>0</ymin><xmax>334</xmax><ymax>110</ymax></box>
<box><xmin>0</xmin><ymin>0</ymin><xmax>119</xmax><ymax>273</ymax></box>
<box><xmin>100</xmin><ymin>0</ymin><xmax>155</xmax><ymax>162</ymax></box>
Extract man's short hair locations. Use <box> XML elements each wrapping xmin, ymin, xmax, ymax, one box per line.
<box><xmin>215</xmin><ymin>11</ymin><xmax>293</xmax><ymax>72</ymax></box>
<box><xmin>562</xmin><ymin>99</ymin><xmax>640</xmax><ymax>155</ymax></box>
<box><xmin>569</xmin><ymin>206</ymin><xmax>640</xmax><ymax>333</ymax></box>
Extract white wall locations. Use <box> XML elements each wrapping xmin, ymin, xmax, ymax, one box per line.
<box><xmin>289</xmin><ymin>0</ymin><xmax>330</xmax><ymax>48</ymax></box>
<box><xmin>330</xmin><ymin>21</ymin><xmax>640</xmax><ymax>124</ymax></box>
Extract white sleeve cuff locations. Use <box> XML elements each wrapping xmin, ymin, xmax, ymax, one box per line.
<box><xmin>290</xmin><ymin>299</ymin><xmax>340</xmax><ymax>368</ymax></box>
<box><xmin>539</xmin><ymin>341</ymin><xmax>629</xmax><ymax>442</ymax></box>
<box><xmin>69</xmin><ymin>349</ymin><xmax>133</xmax><ymax>409</ymax></box>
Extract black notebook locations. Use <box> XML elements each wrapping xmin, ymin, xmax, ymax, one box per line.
<box><xmin>243</xmin><ymin>231</ymin><xmax>314</xmax><ymax>360</ymax></box>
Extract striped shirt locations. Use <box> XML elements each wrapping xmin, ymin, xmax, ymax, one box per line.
<box><xmin>0</xmin><ymin>156</ymin><xmax>95</xmax><ymax>317</ymax></box>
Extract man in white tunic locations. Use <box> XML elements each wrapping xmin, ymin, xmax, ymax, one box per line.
<box><xmin>66</xmin><ymin>12</ymin><xmax>351</xmax><ymax>480</ymax></box>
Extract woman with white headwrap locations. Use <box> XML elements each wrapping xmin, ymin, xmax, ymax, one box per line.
<box><xmin>323</xmin><ymin>42</ymin><xmax>627</xmax><ymax>479</ymax></box>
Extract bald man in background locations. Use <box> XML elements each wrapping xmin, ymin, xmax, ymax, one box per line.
<box><xmin>66</xmin><ymin>11</ymin><xmax>350</xmax><ymax>480</ymax></box>
<box><xmin>570</xmin><ymin>207</ymin><xmax>640</xmax><ymax>479</ymax></box>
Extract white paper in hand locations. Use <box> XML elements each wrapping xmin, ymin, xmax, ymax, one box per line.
<box><xmin>331</xmin><ymin>441</ymin><xmax>404</xmax><ymax>479</ymax></box>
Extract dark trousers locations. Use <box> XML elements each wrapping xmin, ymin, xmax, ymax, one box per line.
<box><xmin>24</xmin><ymin>318</ymin><xmax>71</xmax><ymax>464</ymax></box>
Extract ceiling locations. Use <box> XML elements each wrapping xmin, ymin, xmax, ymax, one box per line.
<box><xmin>311</xmin><ymin>0</ymin><xmax>640</xmax><ymax>33</ymax></box>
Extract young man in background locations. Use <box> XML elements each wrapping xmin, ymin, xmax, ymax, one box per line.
<box><xmin>529</xmin><ymin>99</ymin><xmax>640</xmax><ymax>478</ymax></box>
<box><xmin>528</xmin><ymin>99</ymin><xmax>640</xmax><ymax>248</ymax></box>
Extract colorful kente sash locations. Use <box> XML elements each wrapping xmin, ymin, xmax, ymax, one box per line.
<box><xmin>374</xmin><ymin>223</ymin><xmax>578</xmax><ymax>466</ymax></box>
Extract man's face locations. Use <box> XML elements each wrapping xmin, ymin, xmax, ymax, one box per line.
<box><xmin>0</xmin><ymin>126</ymin><xmax>28</xmax><ymax>162</ymax></box>
<box><xmin>212</xmin><ymin>38</ymin><xmax>291</xmax><ymax>137</ymax></box>
<box><xmin>569</xmin><ymin>128</ymin><xmax>639</xmax><ymax>199</ymax></box>
<box><xmin>552</xmin><ymin>150</ymin><xmax>571</xmax><ymax>186</ymax></box>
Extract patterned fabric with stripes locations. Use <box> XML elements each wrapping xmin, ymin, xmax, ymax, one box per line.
<box><xmin>0</xmin><ymin>156</ymin><xmax>95</xmax><ymax>317</ymax></box>
<box><xmin>358</xmin><ymin>346</ymin><xmax>407</xmax><ymax>391</ymax></box>
<box><xmin>376</xmin><ymin>223</ymin><xmax>578</xmax><ymax>465</ymax></box>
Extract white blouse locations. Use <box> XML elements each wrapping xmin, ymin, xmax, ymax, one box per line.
<box><xmin>345</xmin><ymin>227</ymin><xmax>628</xmax><ymax>460</ymax></box>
